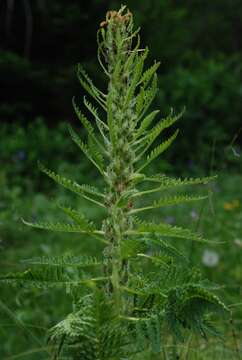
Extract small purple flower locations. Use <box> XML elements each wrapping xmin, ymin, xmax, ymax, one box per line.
<box><xmin>13</xmin><ymin>150</ymin><xmax>27</xmax><ymax>162</ymax></box>
<box><xmin>17</xmin><ymin>150</ymin><xmax>27</xmax><ymax>161</ymax></box>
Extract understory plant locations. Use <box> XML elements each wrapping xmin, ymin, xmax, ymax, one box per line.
<box><xmin>2</xmin><ymin>6</ymin><xmax>228</xmax><ymax>359</ymax></box>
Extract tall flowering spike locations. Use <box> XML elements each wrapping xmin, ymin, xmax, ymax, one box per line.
<box><xmin>100</xmin><ymin>7</ymin><xmax>134</xmax><ymax>70</ymax></box>
<box><xmin>2</xmin><ymin>7</ymin><xmax>228</xmax><ymax>358</ymax></box>
<box><xmin>99</xmin><ymin>7</ymin><xmax>139</xmax><ymax>187</ymax></box>
<box><xmin>98</xmin><ymin>7</ymin><xmax>142</xmax><ymax>310</ymax></box>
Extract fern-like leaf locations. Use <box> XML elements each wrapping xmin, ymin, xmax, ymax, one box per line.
<box><xmin>135</xmin><ymin>107</ymin><xmax>183</xmax><ymax>155</ymax></box>
<box><xmin>57</xmin><ymin>204</ymin><xmax>96</xmax><ymax>230</ymax></box>
<box><xmin>72</xmin><ymin>97</ymin><xmax>106</xmax><ymax>154</ymax></box>
<box><xmin>68</xmin><ymin>125</ymin><xmax>105</xmax><ymax>175</ymax></box>
<box><xmin>135</xmin><ymin>73</ymin><xmax>158</xmax><ymax>121</ymax></box>
<box><xmin>145</xmin><ymin>174</ymin><xmax>217</xmax><ymax>186</ymax></box>
<box><xmin>137</xmin><ymin>130</ymin><xmax>179</xmax><ymax>172</ymax></box>
<box><xmin>83</xmin><ymin>96</ymin><xmax>109</xmax><ymax>145</ymax></box>
<box><xmin>0</xmin><ymin>269</ymin><xmax>107</xmax><ymax>289</ymax></box>
<box><xmin>129</xmin><ymin>220</ymin><xmax>211</xmax><ymax>243</ymax></box>
<box><xmin>138</xmin><ymin>61</ymin><xmax>161</xmax><ymax>88</ymax></box>
<box><xmin>88</xmin><ymin>135</ymin><xmax>105</xmax><ymax>170</ymax></box>
<box><xmin>21</xmin><ymin>254</ymin><xmax>101</xmax><ymax>268</ymax></box>
<box><xmin>131</xmin><ymin>193</ymin><xmax>207</xmax><ymax>214</ymax></box>
<box><xmin>125</xmin><ymin>48</ymin><xmax>149</xmax><ymax>106</ymax></box>
<box><xmin>132</xmin><ymin>175</ymin><xmax>216</xmax><ymax>198</ymax></box>
<box><xmin>165</xmin><ymin>285</ymin><xmax>229</xmax><ymax>340</ymax></box>
<box><xmin>134</xmin><ymin>110</ymin><xmax>160</xmax><ymax>140</ymax></box>
<box><xmin>48</xmin><ymin>292</ymin><xmax>131</xmax><ymax>359</ymax></box>
<box><xmin>77</xmin><ymin>64</ymin><xmax>106</xmax><ymax>110</ymax></box>
<box><xmin>143</xmin><ymin>237</ymin><xmax>187</xmax><ymax>263</ymax></box>
<box><xmin>38</xmin><ymin>162</ymin><xmax>105</xmax><ymax>207</ymax></box>
<box><xmin>22</xmin><ymin>219</ymin><xmax>103</xmax><ymax>235</ymax></box>
<box><xmin>133</xmin><ymin>313</ymin><xmax>162</xmax><ymax>354</ymax></box>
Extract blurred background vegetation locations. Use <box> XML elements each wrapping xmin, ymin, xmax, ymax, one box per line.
<box><xmin>0</xmin><ymin>0</ymin><xmax>242</xmax><ymax>358</ymax></box>
<box><xmin>1</xmin><ymin>0</ymin><xmax>242</xmax><ymax>171</ymax></box>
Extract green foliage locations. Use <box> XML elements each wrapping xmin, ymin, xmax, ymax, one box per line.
<box><xmin>22</xmin><ymin>254</ymin><xmax>101</xmax><ymax>268</ymax></box>
<box><xmin>48</xmin><ymin>291</ymin><xmax>131</xmax><ymax>360</ymax></box>
<box><xmin>164</xmin><ymin>284</ymin><xmax>226</xmax><ymax>340</ymax></box>
<box><xmin>1</xmin><ymin>0</ymin><xmax>242</xmax><ymax>173</ymax></box>
<box><xmin>0</xmin><ymin>119</ymin><xmax>93</xmax><ymax>193</ymax></box>
<box><xmin>1</xmin><ymin>5</ymin><xmax>229</xmax><ymax>359</ymax></box>
<box><xmin>157</xmin><ymin>53</ymin><xmax>242</xmax><ymax>172</ymax></box>
<box><xmin>133</xmin><ymin>220</ymin><xmax>209</xmax><ymax>243</ymax></box>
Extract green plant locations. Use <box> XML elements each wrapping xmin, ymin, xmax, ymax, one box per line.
<box><xmin>1</xmin><ymin>6</ymin><xmax>228</xmax><ymax>359</ymax></box>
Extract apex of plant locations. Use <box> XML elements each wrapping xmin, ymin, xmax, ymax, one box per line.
<box><xmin>100</xmin><ymin>5</ymin><xmax>132</xmax><ymax>29</ymax></box>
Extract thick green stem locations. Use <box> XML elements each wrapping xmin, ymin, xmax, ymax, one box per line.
<box><xmin>100</xmin><ymin>7</ymin><xmax>137</xmax><ymax>314</ymax></box>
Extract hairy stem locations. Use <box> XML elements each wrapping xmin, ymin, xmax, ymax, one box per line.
<box><xmin>100</xmin><ymin>8</ymin><xmax>137</xmax><ymax>314</ymax></box>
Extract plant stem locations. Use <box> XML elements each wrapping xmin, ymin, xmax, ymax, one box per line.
<box><xmin>100</xmin><ymin>7</ymin><xmax>137</xmax><ymax>315</ymax></box>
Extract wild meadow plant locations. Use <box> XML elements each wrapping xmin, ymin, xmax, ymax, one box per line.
<box><xmin>2</xmin><ymin>6</ymin><xmax>228</xmax><ymax>359</ymax></box>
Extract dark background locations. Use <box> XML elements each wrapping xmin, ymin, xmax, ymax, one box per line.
<box><xmin>0</xmin><ymin>0</ymin><xmax>242</xmax><ymax>172</ymax></box>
